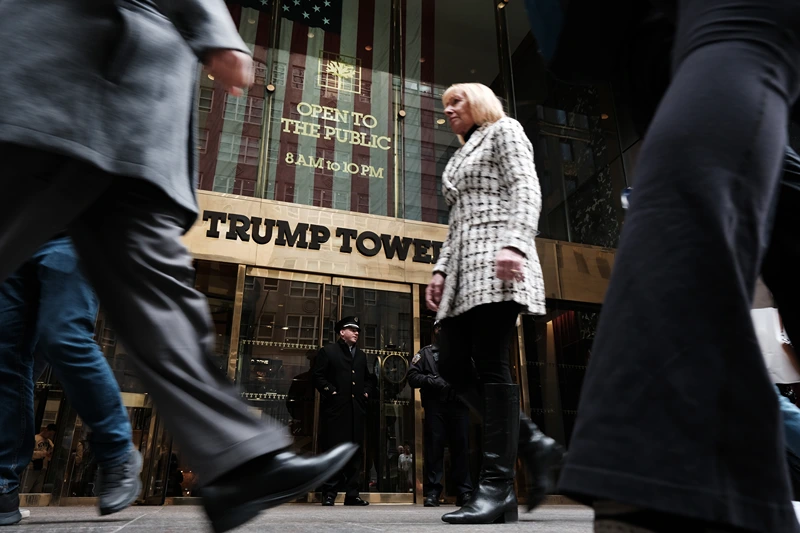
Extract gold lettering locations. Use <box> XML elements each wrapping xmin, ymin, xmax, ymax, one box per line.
<box><xmin>362</xmin><ymin>115</ymin><xmax>378</xmax><ymax>128</ymax></box>
<box><xmin>297</xmin><ymin>102</ymin><xmax>313</xmax><ymax>117</ymax></box>
<box><xmin>280</xmin><ymin>117</ymin><xmax>297</xmax><ymax>133</ymax></box>
<box><xmin>376</xmin><ymin>136</ymin><xmax>391</xmax><ymax>150</ymax></box>
<box><xmin>369</xmin><ymin>166</ymin><xmax>385</xmax><ymax>179</ymax></box>
<box><xmin>334</xmin><ymin>108</ymin><xmax>350</xmax><ymax>123</ymax></box>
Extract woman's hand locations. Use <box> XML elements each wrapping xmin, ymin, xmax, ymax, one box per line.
<box><xmin>496</xmin><ymin>247</ymin><xmax>525</xmax><ymax>282</ymax></box>
<box><xmin>425</xmin><ymin>273</ymin><xmax>445</xmax><ymax>311</ymax></box>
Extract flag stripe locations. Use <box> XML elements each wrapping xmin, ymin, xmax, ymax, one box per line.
<box><xmin>349</xmin><ymin>0</ymin><xmax>374</xmax><ymax>213</ymax></box>
<box><xmin>198</xmin><ymin>3</ymin><xmax>243</xmax><ymax>191</ymax></box>
<box><xmin>419</xmin><ymin>0</ymin><xmax>437</xmax><ymax>222</ymax></box>
<box><xmin>275</xmin><ymin>21</ymin><xmax>311</xmax><ymax>203</ymax></box>
<box><xmin>293</xmin><ymin>25</ymin><xmax>327</xmax><ymax>207</ymax></box>
<box><xmin>266</xmin><ymin>18</ymin><xmax>295</xmax><ymax>200</ymax></box>
<box><xmin>403</xmin><ymin>0</ymin><xmax>423</xmax><ymax>221</ymax></box>
<box><xmin>368</xmin><ymin>0</ymin><xmax>391</xmax><ymax>217</ymax></box>
<box><xmin>231</xmin><ymin>8</ymin><xmax>272</xmax><ymax>196</ymax></box>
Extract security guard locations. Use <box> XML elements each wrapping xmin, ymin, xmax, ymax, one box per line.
<box><xmin>313</xmin><ymin>316</ymin><xmax>376</xmax><ymax>506</ymax></box>
<box><xmin>408</xmin><ymin>320</ymin><xmax>473</xmax><ymax>507</ymax></box>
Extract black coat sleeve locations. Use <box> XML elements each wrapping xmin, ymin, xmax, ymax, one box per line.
<box><xmin>407</xmin><ymin>347</ymin><xmax>446</xmax><ymax>390</ymax></box>
<box><xmin>312</xmin><ymin>347</ymin><xmax>336</xmax><ymax>398</ymax></box>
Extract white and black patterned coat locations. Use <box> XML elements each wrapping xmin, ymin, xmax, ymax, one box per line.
<box><xmin>433</xmin><ymin>117</ymin><xmax>546</xmax><ymax>319</ymax></box>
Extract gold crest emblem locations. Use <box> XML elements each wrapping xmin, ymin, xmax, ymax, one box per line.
<box><xmin>318</xmin><ymin>51</ymin><xmax>361</xmax><ymax>94</ymax></box>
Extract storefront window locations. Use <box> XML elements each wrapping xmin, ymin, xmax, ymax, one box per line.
<box><xmin>504</xmin><ymin>1</ymin><xmax>627</xmax><ymax>247</ymax></box>
<box><xmin>522</xmin><ymin>303</ymin><xmax>599</xmax><ymax>448</ymax></box>
<box><xmin>400</xmin><ymin>0</ymin><xmax>501</xmax><ymax>224</ymax></box>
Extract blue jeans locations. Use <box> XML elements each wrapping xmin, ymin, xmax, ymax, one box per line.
<box><xmin>0</xmin><ymin>237</ymin><xmax>132</xmax><ymax>494</ymax></box>
<box><xmin>778</xmin><ymin>387</ymin><xmax>800</xmax><ymax>465</ymax></box>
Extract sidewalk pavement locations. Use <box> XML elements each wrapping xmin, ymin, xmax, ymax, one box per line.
<box><xmin>5</xmin><ymin>504</ymin><xmax>593</xmax><ymax>532</ymax></box>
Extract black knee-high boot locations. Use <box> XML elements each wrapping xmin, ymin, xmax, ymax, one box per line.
<box><xmin>442</xmin><ymin>384</ymin><xmax>520</xmax><ymax>524</ymax></box>
<box><xmin>454</xmin><ymin>387</ymin><xmax>565</xmax><ymax>512</ymax></box>
<box><xmin>519</xmin><ymin>413</ymin><xmax>565</xmax><ymax>511</ymax></box>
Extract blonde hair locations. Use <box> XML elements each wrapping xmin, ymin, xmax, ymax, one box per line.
<box><xmin>442</xmin><ymin>83</ymin><xmax>505</xmax><ymax>144</ymax></box>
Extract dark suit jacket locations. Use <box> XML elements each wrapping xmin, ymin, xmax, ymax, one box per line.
<box><xmin>313</xmin><ymin>340</ymin><xmax>377</xmax><ymax>446</ymax></box>
<box><xmin>0</xmin><ymin>0</ymin><xmax>248</xmax><ymax>229</ymax></box>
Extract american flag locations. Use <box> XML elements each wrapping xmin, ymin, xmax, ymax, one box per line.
<box><xmin>232</xmin><ymin>0</ymin><xmax>343</xmax><ymax>33</ymax></box>
<box><xmin>199</xmin><ymin>0</ymin><xmax>443</xmax><ymax>222</ymax></box>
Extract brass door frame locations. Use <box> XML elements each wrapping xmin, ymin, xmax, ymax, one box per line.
<box><xmin>226</xmin><ymin>267</ymin><xmax>417</xmax><ymax>504</ymax></box>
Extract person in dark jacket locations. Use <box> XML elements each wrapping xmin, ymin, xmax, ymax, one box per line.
<box><xmin>407</xmin><ymin>321</ymin><xmax>473</xmax><ymax>507</ymax></box>
<box><xmin>313</xmin><ymin>316</ymin><xmax>377</xmax><ymax>506</ymax></box>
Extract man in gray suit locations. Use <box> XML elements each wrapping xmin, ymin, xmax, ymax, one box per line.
<box><xmin>0</xmin><ymin>1</ymin><xmax>356</xmax><ymax>532</ymax></box>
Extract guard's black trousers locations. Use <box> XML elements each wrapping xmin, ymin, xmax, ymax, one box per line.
<box><xmin>320</xmin><ymin>446</ymin><xmax>362</xmax><ymax>499</ymax></box>
<box><xmin>423</xmin><ymin>402</ymin><xmax>473</xmax><ymax>498</ymax></box>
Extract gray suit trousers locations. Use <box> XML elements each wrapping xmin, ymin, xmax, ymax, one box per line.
<box><xmin>0</xmin><ymin>144</ymin><xmax>291</xmax><ymax>483</ymax></box>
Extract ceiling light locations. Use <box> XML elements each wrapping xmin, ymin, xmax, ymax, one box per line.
<box><xmin>600</xmin><ymin>113</ymin><xmax>609</xmax><ymax>119</ymax></box>
<box><xmin>419</xmin><ymin>57</ymin><xmax>426</xmax><ymax>63</ymax></box>
<box><xmin>282</xmin><ymin>326</ymin><xmax>290</xmax><ymax>330</ymax></box>
<box><xmin>308</xmin><ymin>32</ymin><xmax>315</xmax><ymax>38</ymax></box>
<box><xmin>207</xmin><ymin>74</ymin><xmax>215</xmax><ymax>80</ymax></box>
<box><xmin>436</xmin><ymin>118</ymin><xmax>446</xmax><ymax>125</ymax></box>
<box><xmin>470</xmin><ymin>69</ymin><xmax>476</xmax><ymax>74</ymax></box>
<box><xmin>365</xmin><ymin>45</ymin><xmax>373</xmax><ymax>51</ymax></box>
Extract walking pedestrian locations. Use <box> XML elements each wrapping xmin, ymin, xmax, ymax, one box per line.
<box><xmin>0</xmin><ymin>2</ymin><xmax>357</xmax><ymax>532</ymax></box>
<box><xmin>526</xmin><ymin>0</ymin><xmax>800</xmax><ymax>530</ymax></box>
<box><xmin>1</xmin><ymin>237</ymin><xmax>139</xmax><ymax>526</ymax></box>
<box><xmin>426</xmin><ymin>82</ymin><xmax>564</xmax><ymax>524</ymax></box>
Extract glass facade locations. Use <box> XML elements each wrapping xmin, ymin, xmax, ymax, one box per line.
<box><xmin>197</xmin><ymin>0</ymin><xmax>629</xmax><ymax>246</ymax></box>
<box><xmin>21</xmin><ymin>0</ymin><xmax>628</xmax><ymax>507</ymax></box>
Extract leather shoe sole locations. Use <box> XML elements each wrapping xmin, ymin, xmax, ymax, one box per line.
<box><xmin>204</xmin><ymin>443</ymin><xmax>357</xmax><ymax>533</ymax></box>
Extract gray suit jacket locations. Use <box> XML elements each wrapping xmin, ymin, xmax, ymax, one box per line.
<box><xmin>0</xmin><ymin>0</ymin><xmax>248</xmax><ymax>229</ymax></box>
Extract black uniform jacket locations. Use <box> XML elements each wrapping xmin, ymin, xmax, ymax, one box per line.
<box><xmin>407</xmin><ymin>344</ymin><xmax>458</xmax><ymax>409</ymax></box>
<box><xmin>313</xmin><ymin>339</ymin><xmax>377</xmax><ymax>445</ymax></box>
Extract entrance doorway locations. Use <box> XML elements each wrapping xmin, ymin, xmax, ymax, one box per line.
<box><xmin>236</xmin><ymin>268</ymin><xmax>415</xmax><ymax>501</ymax></box>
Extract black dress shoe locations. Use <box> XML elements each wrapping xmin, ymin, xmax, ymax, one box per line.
<box><xmin>455</xmin><ymin>491</ymin><xmax>472</xmax><ymax>507</ymax></box>
<box><xmin>424</xmin><ymin>494</ymin><xmax>440</xmax><ymax>507</ymax></box>
<box><xmin>343</xmin><ymin>496</ymin><xmax>369</xmax><ymax>506</ymax></box>
<box><xmin>202</xmin><ymin>443</ymin><xmax>358</xmax><ymax>533</ymax></box>
<box><xmin>97</xmin><ymin>449</ymin><xmax>142</xmax><ymax>516</ymax></box>
<box><xmin>322</xmin><ymin>494</ymin><xmax>335</xmax><ymax>506</ymax></box>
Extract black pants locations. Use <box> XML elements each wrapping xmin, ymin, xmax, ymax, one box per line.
<box><xmin>559</xmin><ymin>1</ymin><xmax>800</xmax><ymax>531</ymax></box>
<box><xmin>320</xmin><ymin>446</ymin><xmax>362</xmax><ymax>499</ymax></box>
<box><xmin>423</xmin><ymin>402</ymin><xmax>472</xmax><ymax>498</ymax></box>
<box><xmin>437</xmin><ymin>301</ymin><xmax>522</xmax><ymax>389</ymax></box>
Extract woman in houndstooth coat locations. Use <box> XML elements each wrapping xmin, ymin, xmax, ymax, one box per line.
<box><xmin>425</xmin><ymin>83</ymin><xmax>563</xmax><ymax>525</ymax></box>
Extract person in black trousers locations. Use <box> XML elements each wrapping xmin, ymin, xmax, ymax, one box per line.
<box><xmin>313</xmin><ymin>316</ymin><xmax>376</xmax><ymax>507</ymax></box>
<box><xmin>407</xmin><ymin>321</ymin><xmax>473</xmax><ymax>507</ymax></box>
<box><xmin>550</xmin><ymin>1</ymin><xmax>800</xmax><ymax>531</ymax></box>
